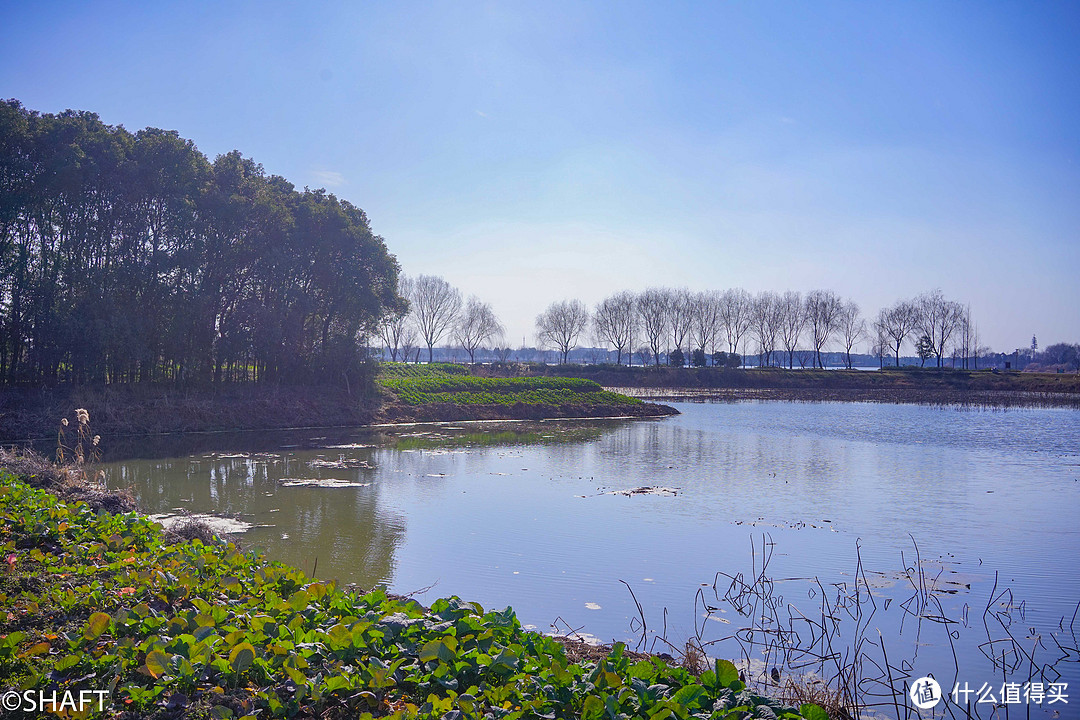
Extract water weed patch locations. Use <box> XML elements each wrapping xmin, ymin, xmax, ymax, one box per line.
<box><xmin>0</xmin><ymin>473</ymin><xmax>820</xmax><ymax>720</ymax></box>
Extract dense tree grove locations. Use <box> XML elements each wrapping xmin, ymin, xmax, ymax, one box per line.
<box><xmin>0</xmin><ymin>101</ymin><xmax>403</xmax><ymax>386</ymax></box>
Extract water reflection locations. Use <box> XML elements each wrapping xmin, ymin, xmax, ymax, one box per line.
<box><xmin>97</xmin><ymin>404</ymin><xmax>1080</xmax><ymax>716</ymax></box>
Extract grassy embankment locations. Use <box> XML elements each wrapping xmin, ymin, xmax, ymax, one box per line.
<box><xmin>0</xmin><ymin>463</ymin><xmax>822</xmax><ymax>720</ymax></box>
<box><xmin>375</xmin><ymin>364</ymin><xmax>677</xmax><ymax>422</ymax></box>
<box><xmin>504</xmin><ymin>365</ymin><xmax>1080</xmax><ymax>407</ymax></box>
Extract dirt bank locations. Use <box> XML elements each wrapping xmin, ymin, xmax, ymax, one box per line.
<box><xmin>1</xmin><ymin>383</ymin><xmax>677</xmax><ymax>443</ymax></box>
<box><xmin>476</xmin><ymin>365</ymin><xmax>1080</xmax><ymax>407</ymax></box>
<box><xmin>377</xmin><ymin>398</ymin><xmax>679</xmax><ymax>423</ymax></box>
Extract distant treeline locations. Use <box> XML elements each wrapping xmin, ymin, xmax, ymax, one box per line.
<box><xmin>0</xmin><ymin>101</ymin><xmax>403</xmax><ymax>387</ymax></box>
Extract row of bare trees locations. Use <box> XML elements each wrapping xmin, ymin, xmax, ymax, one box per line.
<box><xmin>378</xmin><ymin>275</ymin><xmax>504</xmax><ymax>363</ymax></box>
<box><xmin>538</xmin><ymin>288</ymin><xmax>979</xmax><ymax>368</ymax></box>
<box><xmin>582</xmin><ymin>288</ymin><xmax>865</xmax><ymax>368</ymax></box>
<box><xmin>375</xmin><ymin>274</ymin><xmax>980</xmax><ymax>369</ymax></box>
<box><xmin>873</xmin><ymin>290</ymin><xmax>980</xmax><ymax>368</ymax></box>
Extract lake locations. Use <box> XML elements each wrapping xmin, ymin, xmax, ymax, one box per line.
<box><xmin>99</xmin><ymin>401</ymin><xmax>1080</xmax><ymax>717</ymax></box>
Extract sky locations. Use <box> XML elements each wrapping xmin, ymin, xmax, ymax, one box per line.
<box><xmin>2</xmin><ymin>1</ymin><xmax>1078</xmax><ymax>352</ymax></box>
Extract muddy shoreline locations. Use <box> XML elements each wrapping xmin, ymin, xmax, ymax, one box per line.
<box><xmin>0</xmin><ymin>384</ymin><xmax>677</xmax><ymax>443</ymax></box>
<box><xmin>608</xmin><ymin>385</ymin><xmax>1080</xmax><ymax>408</ymax></box>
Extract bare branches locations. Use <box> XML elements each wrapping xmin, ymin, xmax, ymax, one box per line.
<box><xmin>411</xmin><ymin>275</ymin><xmax>462</xmax><ymax>363</ymax></box>
<box><xmin>914</xmin><ymin>290</ymin><xmax>965</xmax><ymax>368</ymax></box>
<box><xmin>378</xmin><ymin>274</ymin><xmax>415</xmax><ymax>362</ymax></box>
<box><xmin>777</xmin><ymin>291</ymin><xmax>805</xmax><ymax>369</ymax></box>
<box><xmin>837</xmin><ymin>300</ymin><xmax>865</xmax><ymax>370</ymax></box>
<box><xmin>536</xmin><ymin>300</ymin><xmax>590</xmax><ymax>364</ymax></box>
<box><xmin>877</xmin><ymin>301</ymin><xmax>917</xmax><ymax>367</ymax></box>
<box><xmin>689</xmin><ymin>290</ymin><xmax>723</xmax><ymax>364</ymax></box>
<box><xmin>751</xmin><ymin>291</ymin><xmax>782</xmax><ymax>367</ymax></box>
<box><xmin>636</xmin><ymin>289</ymin><xmax>670</xmax><ymax>367</ymax></box>
<box><xmin>456</xmin><ymin>296</ymin><xmax>503</xmax><ymax>364</ymax></box>
<box><xmin>594</xmin><ymin>291</ymin><xmax>638</xmax><ymax>365</ymax></box>
<box><xmin>805</xmin><ymin>290</ymin><xmax>842</xmax><ymax>369</ymax></box>
<box><xmin>665</xmin><ymin>288</ymin><xmax>694</xmax><ymax>367</ymax></box>
<box><xmin>719</xmin><ymin>289</ymin><xmax>752</xmax><ymax>365</ymax></box>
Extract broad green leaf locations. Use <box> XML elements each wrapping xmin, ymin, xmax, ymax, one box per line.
<box><xmin>54</xmin><ymin>654</ymin><xmax>80</xmax><ymax>672</ymax></box>
<box><xmin>229</xmin><ymin>642</ymin><xmax>256</xmax><ymax>674</ymax></box>
<box><xmin>145</xmin><ymin>649</ymin><xmax>169</xmax><ymax>679</ymax></box>
<box><xmin>285</xmin><ymin>665</ymin><xmax>306</xmax><ymax>685</ymax></box>
<box><xmin>715</xmin><ymin>659</ymin><xmax>740</xmax><ymax>688</ymax></box>
<box><xmin>674</xmin><ymin>683</ymin><xmax>710</xmax><ymax>709</ymax></box>
<box><xmin>419</xmin><ymin>638</ymin><xmax>457</xmax><ymax>663</ymax></box>
<box><xmin>20</xmin><ymin>641</ymin><xmax>50</xmax><ymax>658</ymax></box>
<box><xmin>630</xmin><ymin>659</ymin><xmax>660</xmax><ymax>682</ymax></box>
<box><xmin>84</xmin><ymin>611</ymin><xmax>110</xmax><ymax>641</ymax></box>
<box><xmin>799</xmin><ymin>704</ymin><xmax>828</xmax><ymax>720</ymax></box>
<box><xmin>287</xmin><ymin>590</ymin><xmax>310</xmax><ymax>612</ymax></box>
<box><xmin>582</xmin><ymin>695</ymin><xmax>604</xmax><ymax>720</ymax></box>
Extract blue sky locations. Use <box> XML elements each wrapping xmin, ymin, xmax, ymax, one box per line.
<box><xmin>2</xmin><ymin>1</ymin><xmax>1078</xmax><ymax>351</ymax></box>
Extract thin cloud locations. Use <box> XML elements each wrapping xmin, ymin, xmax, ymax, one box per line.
<box><xmin>475</xmin><ymin>109</ymin><xmax>488</xmax><ymax>118</ymax></box>
<box><xmin>310</xmin><ymin>169</ymin><xmax>346</xmax><ymax>187</ymax></box>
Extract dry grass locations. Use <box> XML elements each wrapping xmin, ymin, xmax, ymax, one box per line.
<box><xmin>0</xmin><ymin>446</ymin><xmax>135</xmax><ymax>513</ymax></box>
<box><xmin>681</xmin><ymin>637</ymin><xmax>708</xmax><ymax>675</ymax></box>
<box><xmin>776</xmin><ymin>676</ymin><xmax>857</xmax><ymax>720</ymax></box>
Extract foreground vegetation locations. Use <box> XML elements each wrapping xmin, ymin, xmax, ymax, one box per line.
<box><xmin>0</xmin><ymin>472</ymin><xmax>822</xmax><ymax>720</ymax></box>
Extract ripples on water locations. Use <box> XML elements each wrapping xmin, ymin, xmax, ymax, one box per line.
<box><xmin>100</xmin><ymin>401</ymin><xmax>1080</xmax><ymax>717</ymax></box>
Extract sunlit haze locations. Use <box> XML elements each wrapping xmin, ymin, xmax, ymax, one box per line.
<box><xmin>3</xmin><ymin>1</ymin><xmax>1077</xmax><ymax>351</ymax></box>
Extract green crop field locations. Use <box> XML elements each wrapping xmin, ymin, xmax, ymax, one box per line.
<box><xmin>377</xmin><ymin>364</ymin><xmax>642</xmax><ymax>407</ymax></box>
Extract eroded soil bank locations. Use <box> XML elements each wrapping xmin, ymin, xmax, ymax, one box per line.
<box><xmin>0</xmin><ymin>383</ymin><xmax>677</xmax><ymax>443</ymax></box>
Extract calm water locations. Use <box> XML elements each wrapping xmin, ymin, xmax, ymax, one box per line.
<box><xmin>100</xmin><ymin>402</ymin><xmax>1080</xmax><ymax>718</ymax></box>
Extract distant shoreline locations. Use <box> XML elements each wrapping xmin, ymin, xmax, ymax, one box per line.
<box><xmin>498</xmin><ymin>364</ymin><xmax>1080</xmax><ymax>407</ymax></box>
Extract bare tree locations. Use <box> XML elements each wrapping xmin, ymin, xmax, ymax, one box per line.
<box><xmin>719</xmin><ymin>288</ymin><xmax>752</xmax><ymax>366</ymax></box>
<box><xmin>877</xmin><ymin>300</ymin><xmax>917</xmax><ymax>366</ymax></box>
<box><xmin>837</xmin><ymin>299</ymin><xmax>865</xmax><ymax>369</ymax></box>
<box><xmin>751</xmin><ymin>291</ymin><xmax>781</xmax><ymax>367</ymax></box>
<box><xmin>776</xmin><ymin>290</ymin><xmax>805</xmax><ymax>369</ymax></box>
<box><xmin>378</xmin><ymin>275</ymin><xmax>415</xmax><ymax>362</ymax></box>
<box><xmin>535</xmin><ymin>299</ymin><xmax>590</xmax><ymax>364</ymax></box>
<box><xmin>593</xmin><ymin>291</ymin><xmax>637</xmax><ymax>365</ymax></box>
<box><xmin>492</xmin><ymin>340</ymin><xmax>513</xmax><ymax>364</ymax></box>
<box><xmin>690</xmin><ymin>290</ymin><xmax>722</xmax><ymax>362</ymax></box>
<box><xmin>456</xmin><ymin>296</ymin><xmax>503</xmax><ymax>363</ymax></box>
<box><xmin>915</xmin><ymin>289</ymin><xmax>965</xmax><ymax>368</ymax></box>
<box><xmin>954</xmin><ymin>304</ymin><xmax>974</xmax><ymax>370</ymax></box>
<box><xmin>805</xmin><ymin>289</ymin><xmax>842</xmax><ymax>368</ymax></box>
<box><xmin>411</xmin><ymin>275</ymin><xmax>462</xmax><ymax>363</ymax></box>
<box><xmin>870</xmin><ymin>322</ymin><xmax>887</xmax><ymax>369</ymax></box>
<box><xmin>665</xmin><ymin>288</ymin><xmax>694</xmax><ymax>367</ymax></box>
<box><xmin>971</xmin><ymin>322</ymin><xmax>983</xmax><ymax>370</ymax></box>
<box><xmin>636</xmin><ymin>288</ymin><xmax>670</xmax><ymax>367</ymax></box>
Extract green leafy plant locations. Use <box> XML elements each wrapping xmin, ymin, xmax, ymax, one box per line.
<box><xmin>0</xmin><ymin>473</ymin><xmax>824</xmax><ymax>719</ymax></box>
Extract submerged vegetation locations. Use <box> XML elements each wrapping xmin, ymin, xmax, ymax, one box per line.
<box><xmin>0</xmin><ymin>472</ymin><xmax>823</xmax><ymax>720</ymax></box>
